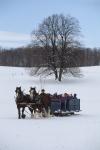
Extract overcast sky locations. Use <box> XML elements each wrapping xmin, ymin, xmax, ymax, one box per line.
<box><xmin>0</xmin><ymin>0</ymin><xmax>100</xmax><ymax>48</ymax></box>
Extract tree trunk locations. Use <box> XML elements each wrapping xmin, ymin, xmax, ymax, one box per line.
<box><xmin>54</xmin><ymin>69</ymin><xmax>58</xmax><ymax>80</ymax></box>
<box><xmin>58</xmin><ymin>68</ymin><xmax>63</xmax><ymax>81</ymax></box>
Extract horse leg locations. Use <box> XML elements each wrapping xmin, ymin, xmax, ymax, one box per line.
<box><xmin>22</xmin><ymin>107</ymin><xmax>26</xmax><ymax>119</ymax></box>
<box><xmin>34</xmin><ymin>107</ymin><xmax>39</xmax><ymax>119</ymax></box>
<box><xmin>28</xmin><ymin>106</ymin><xmax>34</xmax><ymax>118</ymax></box>
<box><xmin>34</xmin><ymin>104</ymin><xmax>41</xmax><ymax>119</ymax></box>
<box><xmin>34</xmin><ymin>109</ymin><xmax>37</xmax><ymax>118</ymax></box>
<box><xmin>47</xmin><ymin>106</ymin><xmax>51</xmax><ymax>117</ymax></box>
<box><xmin>22</xmin><ymin>107</ymin><xmax>25</xmax><ymax>115</ymax></box>
<box><xmin>42</xmin><ymin>107</ymin><xmax>47</xmax><ymax>117</ymax></box>
<box><xmin>17</xmin><ymin>107</ymin><xmax>21</xmax><ymax>119</ymax></box>
<box><xmin>43</xmin><ymin>106</ymin><xmax>50</xmax><ymax>117</ymax></box>
<box><xmin>39</xmin><ymin>106</ymin><xmax>43</xmax><ymax>118</ymax></box>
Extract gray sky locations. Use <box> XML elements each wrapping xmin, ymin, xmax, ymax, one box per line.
<box><xmin>0</xmin><ymin>0</ymin><xmax>100</xmax><ymax>48</ymax></box>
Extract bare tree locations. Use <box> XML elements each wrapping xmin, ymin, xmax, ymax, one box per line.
<box><xmin>32</xmin><ymin>14</ymin><xmax>81</xmax><ymax>81</ymax></box>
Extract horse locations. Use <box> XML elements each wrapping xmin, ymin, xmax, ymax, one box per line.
<box><xmin>15</xmin><ymin>87</ymin><xmax>32</xmax><ymax>119</ymax></box>
<box><xmin>39</xmin><ymin>92</ymin><xmax>51</xmax><ymax>117</ymax></box>
<box><xmin>29</xmin><ymin>88</ymin><xmax>51</xmax><ymax>117</ymax></box>
<box><xmin>28</xmin><ymin>87</ymin><xmax>43</xmax><ymax>118</ymax></box>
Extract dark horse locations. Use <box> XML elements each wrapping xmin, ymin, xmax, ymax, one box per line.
<box><xmin>15</xmin><ymin>87</ymin><xmax>32</xmax><ymax>119</ymax></box>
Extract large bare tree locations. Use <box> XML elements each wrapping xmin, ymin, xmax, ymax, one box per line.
<box><xmin>32</xmin><ymin>14</ymin><xmax>81</xmax><ymax>81</ymax></box>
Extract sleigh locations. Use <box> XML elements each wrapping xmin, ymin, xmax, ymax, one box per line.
<box><xmin>50</xmin><ymin>97</ymin><xmax>80</xmax><ymax>116</ymax></box>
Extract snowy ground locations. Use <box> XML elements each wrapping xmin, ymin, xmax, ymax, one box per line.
<box><xmin>0</xmin><ymin>66</ymin><xmax>100</xmax><ymax>150</ymax></box>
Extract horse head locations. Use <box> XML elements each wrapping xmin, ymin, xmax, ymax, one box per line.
<box><xmin>15</xmin><ymin>87</ymin><xmax>23</xmax><ymax>99</ymax></box>
<box><xmin>29</xmin><ymin>87</ymin><xmax>37</xmax><ymax>100</ymax></box>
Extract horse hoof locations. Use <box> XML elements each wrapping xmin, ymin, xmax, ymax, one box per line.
<box><xmin>22</xmin><ymin>114</ymin><xmax>26</xmax><ymax>119</ymax></box>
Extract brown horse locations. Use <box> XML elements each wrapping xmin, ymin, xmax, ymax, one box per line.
<box><xmin>40</xmin><ymin>92</ymin><xmax>51</xmax><ymax>117</ymax></box>
<box><xmin>23</xmin><ymin>88</ymin><xmax>51</xmax><ymax>118</ymax></box>
<box><xmin>28</xmin><ymin>87</ymin><xmax>43</xmax><ymax>118</ymax></box>
<box><xmin>29</xmin><ymin>88</ymin><xmax>51</xmax><ymax>117</ymax></box>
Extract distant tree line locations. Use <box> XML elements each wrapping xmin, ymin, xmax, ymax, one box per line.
<box><xmin>0</xmin><ymin>46</ymin><xmax>45</xmax><ymax>67</ymax></box>
<box><xmin>0</xmin><ymin>46</ymin><xmax>100</xmax><ymax>67</ymax></box>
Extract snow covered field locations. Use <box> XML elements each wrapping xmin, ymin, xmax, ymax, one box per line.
<box><xmin>0</xmin><ymin>66</ymin><xmax>100</xmax><ymax>150</ymax></box>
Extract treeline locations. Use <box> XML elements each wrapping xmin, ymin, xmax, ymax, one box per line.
<box><xmin>0</xmin><ymin>47</ymin><xmax>46</xmax><ymax>67</ymax></box>
<box><xmin>0</xmin><ymin>46</ymin><xmax>100</xmax><ymax>67</ymax></box>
